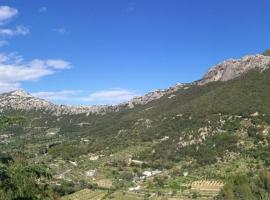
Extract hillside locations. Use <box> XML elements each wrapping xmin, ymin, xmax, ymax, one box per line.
<box><xmin>1</xmin><ymin>54</ymin><xmax>270</xmax><ymax>199</ymax></box>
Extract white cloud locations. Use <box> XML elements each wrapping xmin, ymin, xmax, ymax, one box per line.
<box><xmin>0</xmin><ymin>6</ymin><xmax>18</xmax><ymax>24</ymax></box>
<box><xmin>32</xmin><ymin>90</ymin><xmax>82</xmax><ymax>101</ymax></box>
<box><xmin>79</xmin><ymin>89</ymin><xmax>139</xmax><ymax>105</ymax></box>
<box><xmin>31</xmin><ymin>89</ymin><xmax>139</xmax><ymax>105</ymax></box>
<box><xmin>46</xmin><ymin>59</ymin><xmax>71</xmax><ymax>69</ymax></box>
<box><xmin>28</xmin><ymin>59</ymin><xmax>71</xmax><ymax>70</ymax></box>
<box><xmin>0</xmin><ymin>81</ymin><xmax>19</xmax><ymax>92</ymax></box>
<box><xmin>0</xmin><ymin>52</ymin><xmax>22</xmax><ymax>63</ymax></box>
<box><xmin>52</xmin><ymin>28</ymin><xmax>69</xmax><ymax>35</ymax></box>
<box><xmin>0</xmin><ymin>25</ymin><xmax>29</xmax><ymax>36</ymax></box>
<box><xmin>39</xmin><ymin>6</ymin><xmax>47</xmax><ymax>13</ymax></box>
<box><xmin>0</xmin><ymin>52</ymin><xmax>71</xmax><ymax>93</ymax></box>
<box><xmin>0</xmin><ymin>6</ymin><xmax>29</xmax><ymax>44</ymax></box>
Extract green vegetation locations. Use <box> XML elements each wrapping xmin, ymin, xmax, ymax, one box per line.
<box><xmin>0</xmin><ymin>116</ymin><xmax>26</xmax><ymax>129</ymax></box>
<box><xmin>0</xmin><ymin>118</ymin><xmax>55</xmax><ymax>200</ymax></box>
<box><xmin>218</xmin><ymin>171</ymin><xmax>270</xmax><ymax>200</ymax></box>
<box><xmin>2</xmin><ymin>68</ymin><xmax>270</xmax><ymax>199</ymax></box>
<box><xmin>0</xmin><ymin>154</ymin><xmax>55</xmax><ymax>200</ymax></box>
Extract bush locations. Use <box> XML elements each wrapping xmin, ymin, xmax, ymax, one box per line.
<box><xmin>218</xmin><ymin>171</ymin><xmax>270</xmax><ymax>200</ymax></box>
<box><xmin>0</xmin><ymin>155</ymin><xmax>55</xmax><ymax>200</ymax></box>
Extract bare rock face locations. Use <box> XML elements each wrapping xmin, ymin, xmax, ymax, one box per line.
<box><xmin>0</xmin><ymin>90</ymin><xmax>116</xmax><ymax>116</ymax></box>
<box><xmin>0</xmin><ymin>90</ymin><xmax>54</xmax><ymax>111</ymax></box>
<box><xmin>199</xmin><ymin>55</ymin><xmax>270</xmax><ymax>85</ymax></box>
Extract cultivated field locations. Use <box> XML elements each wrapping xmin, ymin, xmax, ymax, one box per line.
<box><xmin>61</xmin><ymin>189</ymin><xmax>107</xmax><ymax>200</ymax></box>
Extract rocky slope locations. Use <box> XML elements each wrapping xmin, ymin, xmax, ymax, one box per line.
<box><xmin>123</xmin><ymin>83</ymin><xmax>190</xmax><ymax>108</ymax></box>
<box><xmin>121</xmin><ymin>54</ymin><xmax>270</xmax><ymax>106</ymax></box>
<box><xmin>0</xmin><ymin>54</ymin><xmax>269</xmax><ymax>115</ymax></box>
<box><xmin>0</xmin><ymin>90</ymin><xmax>117</xmax><ymax>116</ymax></box>
<box><xmin>198</xmin><ymin>54</ymin><xmax>270</xmax><ymax>85</ymax></box>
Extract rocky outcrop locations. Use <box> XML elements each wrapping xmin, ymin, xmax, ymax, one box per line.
<box><xmin>127</xmin><ymin>54</ymin><xmax>270</xmax><ymax>105</ymax></box>
<box><xmin>0</xmin><ymin>90</ymin><xmax>117</xmax><ymax>116</ymax></box>
<box><xmin>124</xmin><ymin>83</ymin><xmax>187</xmax><ymax>108</ymax></box>
<box><xmin>198</xmin><ymin>55</ymin><xmax>270</xmax><ymax>85</ymax></box>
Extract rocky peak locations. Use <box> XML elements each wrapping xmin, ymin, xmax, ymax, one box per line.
<box><xmin>199</xmin><ymin>55</ymin><xmax>270</xmax><ymax>85</ymax></box>
<box><xmin>130</xmin><ymin>54</ymin><xmax>270</xmax><ymax>106</ymax></box>
<box><xmin>0</xmin><ymin>90</ymin><xmax>116</xmax><ymax>116</ymax></box>
<box><xmin>8</xmin><ymin>89</ymin><xmax>32</xmax><ymax>98</ymax></box>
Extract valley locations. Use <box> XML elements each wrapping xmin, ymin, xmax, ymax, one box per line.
<box><xmin>1</xmin><ymin>53</ymin><xmax>270</xmax><ymax>199</ymax></box>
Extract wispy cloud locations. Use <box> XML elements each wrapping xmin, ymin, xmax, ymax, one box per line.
<box><xmin>52</xmin><ymin>27</ymin><xmax>69</xmax><ymax>35</ymax></box>
<box><xmin>0</xmin><ymin>25</ymin><xmax>29</xmax><ymax>37</ymax></box>
<box><xmin>0</xmin><ymin>5</ymin><xmax>29</xmax><ymax>42</ymax></box>
<box><xmin>0</xmin><ymin>6</ymin><xmax>71</xmax><ymax>94</ymax></box>
<box><xmin>46</xmin><ymin>59</ymin><xmax>71</xmax><ymax>69</ymax></box>
<box><xmin>32</xmin><ymin>89</ymin><xmax>140</xmax><ymax>105</ymax></box>
<box><xmin>79</xmin><ymin>89</ymin><xmax>139</xmax><ymax>104</ymax></box>
<box><xmin>0</xmin><ymin>6</ymin><xmax>18</xmax><ymax>24</ymax></box>
<box><xmin>0</xmin><ymin>52</ymin><xmax>71</xmax><ymax>93</ymax></box>
<box><xmin>32</xmin><ymin>90</ymin><xmax>82</xmax><ymax>102</ymax></box>
<box><xmin>39</xmin><ymin>6</ymin><xmax>47</xmax><ymax>13</ymax></box>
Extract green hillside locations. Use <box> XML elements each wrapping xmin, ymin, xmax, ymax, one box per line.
<box><xmin>1</xmin><ymin>68</ymin><xmax>270</xmax><ymax>199</ymax></box>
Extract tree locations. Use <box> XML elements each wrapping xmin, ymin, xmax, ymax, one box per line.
<box><xmin>0</xmin><ymin>154</ymin><xmax>55</xmax><ymax>200</ymax></box>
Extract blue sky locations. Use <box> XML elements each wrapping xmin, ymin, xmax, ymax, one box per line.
<box><xmin>0</xmin><ymin>0</ymin><xmax>270</xmax><ymax>105</ymax></box>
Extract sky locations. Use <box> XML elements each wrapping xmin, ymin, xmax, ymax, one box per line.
<box><xmin>0</xmin><ymin>0</ymin><xmax>270</xmax><ymax>105</ymax></box>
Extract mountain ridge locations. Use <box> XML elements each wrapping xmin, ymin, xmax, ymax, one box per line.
<box><xmin>1</xmin><ymin>54</ymin><xmax>270</xmax><ymax>116</ymax></box>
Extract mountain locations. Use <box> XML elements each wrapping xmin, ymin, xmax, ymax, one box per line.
<box><xmin>0</xmin><ymin>89</ymin><xmax>117</xmax><ymax>115</ymax></box>
<box><xmin>1</xmin><ymin>54</ymin><xmax>270</xmax><ymax>116</ymax></box>
<box><xmin>198</xmin><ymin>54</ymin><xmax>270</xmax><ymax>85</ymax></box>
<box><xmin>2</xmin><ymin>53</ymin><xmax>270</xmax><ymax>200</ymax></box>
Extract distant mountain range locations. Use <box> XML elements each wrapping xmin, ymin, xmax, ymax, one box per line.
<box><xmin>0</xmin><ymin>54</ymin><xmax>269</xmax><ymax>115</ymax></box>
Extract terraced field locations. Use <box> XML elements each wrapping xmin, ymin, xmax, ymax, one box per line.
<box><xmin>61</xmin><ymin>189</ymin><xmax>107</xmax><ymax>200</ymax></box>
<box><xmin>107</xmin><ymin>192</ymin><xmax>146</xmax><ymax>200</ymax></box>
<box><xmin>62</xmin><ymin>189</ymin><xmax>219</xmax><ymax>200</ymax></box>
